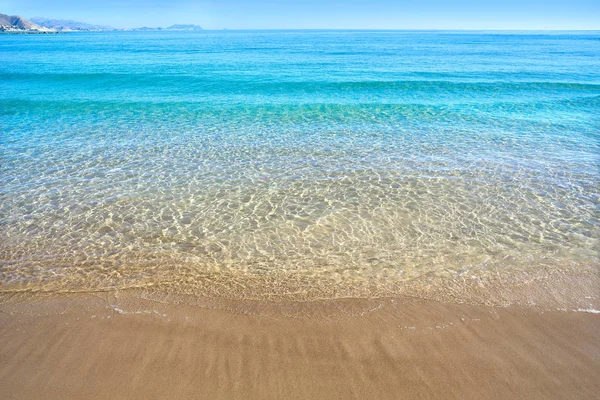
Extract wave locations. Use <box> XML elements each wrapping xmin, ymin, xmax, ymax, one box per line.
<box><xmin>2</xmin><ymin>72</ymin><xmax>600</xmax><ymax>91</ymax></box>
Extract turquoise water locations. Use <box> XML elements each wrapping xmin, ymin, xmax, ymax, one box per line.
<box><xmin>1</xmin><ymin>31</ymin><xmax>599</xmax><ymax>303</ymax></box>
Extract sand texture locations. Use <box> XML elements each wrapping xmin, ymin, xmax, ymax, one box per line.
<box><xmin>1</xmin><ymin>292</ymin><xmax>599</xmax><ymax>399</ymax></box>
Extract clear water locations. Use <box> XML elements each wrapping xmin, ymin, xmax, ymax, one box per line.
<box><xmin>1</xmin><ymin>31</ymin><xmax>599</xmax><ymax>303</ymax></box>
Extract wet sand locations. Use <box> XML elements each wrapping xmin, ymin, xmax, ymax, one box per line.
<box><xmin>1</xmin><ymin>292</ymin><xmax>599</xmax><ymax>399</ymax></box>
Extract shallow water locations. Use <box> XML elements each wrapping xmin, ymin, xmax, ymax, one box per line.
<box><xmin>1</xmin><ymin>31</ymin><xmax>599</xmax><ymax>304</ymax></box>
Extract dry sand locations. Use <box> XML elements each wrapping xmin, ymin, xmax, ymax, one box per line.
<box><xmin>1</xmin><ymin>291</ymin><xmax>599</xmax><ymax>399</ymax></box>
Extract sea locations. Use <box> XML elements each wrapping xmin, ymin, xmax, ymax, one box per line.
<box><xmin>1</xmin><ymin>30</ymin><xmax>599</xmax><ymax>306</ymax></box>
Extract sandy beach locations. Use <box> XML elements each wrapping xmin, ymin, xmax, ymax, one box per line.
<box><xmin>2</xmin><ymin>28</ymin><xmax>599</xmax><ymax>400</ymax></box>
<box><xmin>1</xmin><ymin>291</ymin><xmax>599</xmax><ymax>399</ymax></box>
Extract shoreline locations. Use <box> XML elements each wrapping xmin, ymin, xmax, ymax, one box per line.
<box><xmin>2</xmin><ymin>263</ymin><xmax>598</xmax><ymax>310</ymax></box>
<box><xmin>0</xmin><ymin>30</ymin><xmax>59</xmax><ymax>34</ymax></box>
<box><xmin>1</xmin><ymin>291</ymin><xmax>599</xmax><ymax>399</ymax></box>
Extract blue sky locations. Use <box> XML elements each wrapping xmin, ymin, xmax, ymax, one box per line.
<box><xmin>1</xmin><ymin>0</ymin><xmax>599</xmax><ymax>30</ymax></box>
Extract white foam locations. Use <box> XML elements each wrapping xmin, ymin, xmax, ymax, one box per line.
<box><xmin>110</xmin><ymin>304</ymin><xmax>167</xmax><ymax>317</ymax></box>
<box><xmin>573</xmin><ymin>308</ymin><xmax>600</xmax><ymax>314</ymax></box>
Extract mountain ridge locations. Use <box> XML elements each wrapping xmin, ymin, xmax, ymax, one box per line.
<box><xmin>131</xmin><ymin>24</ymin><xmax>203</xmax><ymax>31</ymax></box>
<box><xmin>0</xmin><ymin>13</ymin><xmax>56</xmax><ymax>32</ymax></box>
<box><xmin>165</xmin><ymin>24</ymin><xmax>203</xmax><ymax>31</ymax></box>
<box><xmin>30</xmin><ymin>17</ymin><xmax>114</xmax><ymax>31</ymax></box>
<box><xmin>1</xmin><ymin>12</ymin><xmax>203</xmax><ymax>32</ymax></box>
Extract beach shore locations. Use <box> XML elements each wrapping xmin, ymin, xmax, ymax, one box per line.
<box><xmin>1</xmin><ymin>291</ymin><xmax>598</xmax><ymax>399</ymax></box>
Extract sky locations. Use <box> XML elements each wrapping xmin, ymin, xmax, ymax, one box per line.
<box><xmin>1</xmin><ymin>0</ymin><xmax>599</xmax><ymax>30</ymax></box>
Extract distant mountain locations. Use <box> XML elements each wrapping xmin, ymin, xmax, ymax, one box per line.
<box><xmin>0</xmin><ymin>13</ymin><xmax>56</xmax><ymax>33</ymax></box>
<box><xmin>131</xmin><ymin>26</ymin><xmax>164</xmax><ymax>31</ymax></box>
<box><xmin>30</xmin><ymin>17</ymin><xmax>114</xmax><ymax>31</ymax></box>
<box><xmin>132</xmin><ymin>24</ymin><xmax>203</xmax><ymax>31</ymax></box>
<box><xmin>2</xmin><ymin>12</ymin><xmax>203</xmax><ymax>33</ymax></box>
<box><xmin>166</xmin><ymin>24</ymin><xmax>203</xmax><ymax>31</ymax></box>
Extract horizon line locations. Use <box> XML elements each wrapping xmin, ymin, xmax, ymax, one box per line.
<box><xmin>66</xmin><ymin>28</ymin><xmax>600</xmax><ymax>32</ymax></box>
